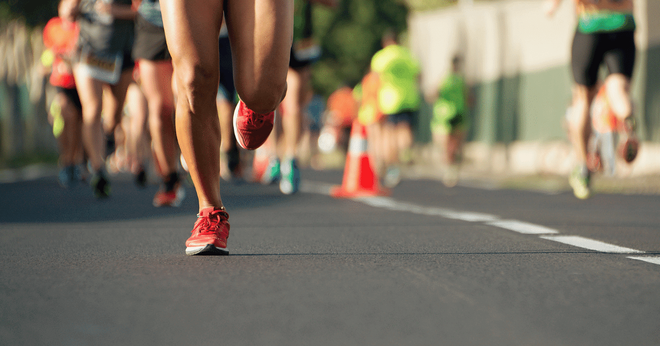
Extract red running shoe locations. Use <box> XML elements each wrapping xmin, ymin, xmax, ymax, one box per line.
<box><xmin>233</xmin><ymin>100</ymin><xmax>275</xmax><ymax>150</ymax></box>
<box><xmin>153</xmin><ymin>173</ymin><xmax>186</xmax><ymax>207</ymax></box>
<box><xmin>618</xmin><ymin>116</ymin><xmax>639</xmax><ymax>164</ymax></box>
<box><xmin>185</xmin><ymin>207</ymin><xmax>230</xmax><ymax>256</ymax></box>
<box><xmin>152</xmin><ymin>184</ymin><xmax>186</xmax><ymax>207</ymax></box>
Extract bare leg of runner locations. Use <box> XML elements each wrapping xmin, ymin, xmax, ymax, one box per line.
<box><xmin>161</xmin><ymin>0</ymin><xmax>292</xmax><ymax>212</ymax></box>
<box><xmin>604</xmin><ymin>73</ymin><xmax>632</xmax><ymax>121</ymax></box>
<box><xmin>73</xmin><ymin>69</ymin><xmax>105</xmax><ymax>173</ymax></box>
<box><xmin>282</xmin><ymin>66</ymin><xmax>309</xmax><ymax>158</ymax></box>
<box><xmin>162</xmin><ymin>0</ymin><xmax>292</xmax><ymax>255</ymax></box>
<box><xmin>140</xmin><ymin>60</ymin><xmax>177</xmax><ymax>178</ymax></box>
<box><xmin>569</xmin><ymin>84</ymin><xmax>597</xmax><ymax>164</ymax></box>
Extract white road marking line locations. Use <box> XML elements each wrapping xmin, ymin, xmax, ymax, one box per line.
<box><xmin>487</xmin><ymin>220</ymin><xmax>559</xmax><ymax>235</ymax></box>
<box><xmin>627</xmin><ymin>256</ymin><xmax>660</xmax><ymax>265</ymax></box>
<box><xmin>302</xmin><ymin>180</ymin><xmax>653</xmax><ymax>264</ymax></box>
<box><xmin>354</xmin><ymin>196</ymin><xmax>500</xmax><ymax>222</ymax></box>
<box><xmin>540</xmin><ymin>235</ymin><xmax>644</xmax><ymax>254</ymax></box>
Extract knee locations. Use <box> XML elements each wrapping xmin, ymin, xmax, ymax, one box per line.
<box><xmin>174</xmin><ymin>62</ymin><xmax>218</xmax><ymax>112</ymax></box>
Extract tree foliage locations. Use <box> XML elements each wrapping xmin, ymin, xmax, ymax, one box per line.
<box><xmin>0</xmin><ymin>0</ymin><xmax>58</xmax><ymax>27</ymax></box>
<box><xmin>311</xmin><ymin>0</ymin><xmax>409</xmax><ymax>98</ymax></box>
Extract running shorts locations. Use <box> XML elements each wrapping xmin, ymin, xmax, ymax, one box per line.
<box><xmin>387</xmin><ymin>110</ymin><xmax>415</xmax><ymax>125</ymax></box>
<box><xmin>133</xmin><ymin>13</ymin><xmax>170</xmax><ymax>61</ymax></box>
<box><xmin>289</xmin><ymin>46</ymin><xmax>313</xmax><ymax>69</ymax></box>
<box><xmin>571</xmin><ymin>29</ymin><xmax>636</xmax><ymax>87</ymax></box>
<box><xmin>56</xmin><ymin>86</ymin><xmax>83</xmax><ymax>112</ymax></box>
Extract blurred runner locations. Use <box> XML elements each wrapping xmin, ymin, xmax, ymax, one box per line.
<box><xmin>216</xmin><ymin>21</ymin><xmax>242</xmax><ymax>182</ymax></box>
<box><xmin>262</xmin><ymin>0</ymin><xmax>337</xmax><ymax>195</ymax></box>
<box><xmin>354</xmin><ymin>70</ymin><xmax>387</xmax><ymax>175</ymax></box>
<box><xmin>42</xmin><ymin>0</ymin><xmax>84</xmax><ymax>188</ymax></box>
<box><xmin>133</xmin><ymin>0</ymin><xmax>185</xmax><ymax>207</ymax></box>
<box><xmin>73</xmin><ymin>0</ymin><xmax>138</xmax><ymax>198</ymax></box>
<box><xmin>160</xmin><ymin>0</ymin><xmax>292</xmax><ymax>255</ymax></box>
<box><xmin>431</xmin><ymin>54</ymin><xmax>469</xmax><ymax>187</ymax></box>
<box><xmin>546</xmin><ymin>0</ymin><xmax>636</xmax><ymax>199</ymax></box>
<box><xmin>370</xmin><ymin>29</ymin><xmax>421</xmax><ymax>188</ymax></box>
<box><xmin>122</xmin><ymin>79</ymin><xmax>149</xmax><ymax>187</ymax></box>
<box><xmin>318</xmin><ymin>85</ymin><xmax>357</xmax><ymax>157</ymax></box>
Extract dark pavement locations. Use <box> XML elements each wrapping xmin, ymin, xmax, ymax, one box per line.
<box><xmin>1</xmin><ymin>168</ymin><xmax>659</xmax><ymax>345</ymax></box>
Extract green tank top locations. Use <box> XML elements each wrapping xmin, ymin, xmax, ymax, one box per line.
<box><xmin>438</xmin><ymin>73</ymin><xmax>466</xmax><ymax>115</ymax></box>
<box><xmin>577</xmin><ymin>11</ymin><xmax>635</xmax><ymax>34</ymax></box>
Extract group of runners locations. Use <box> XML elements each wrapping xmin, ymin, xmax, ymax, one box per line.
<box><xmin>41</xmin><ymin>0</ymin><xmax>638</xmax><ymax>255</ymax></box>
<box><xmin>42</xmin><ymin>0</ymin><xmax>340</xmax><ymax>255</ymax></box>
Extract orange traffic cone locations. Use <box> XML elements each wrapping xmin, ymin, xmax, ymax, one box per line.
<box><xmin>331</xmin><ymin>120</ymin><xmax>389</xmax><ymax>198</ymax></box>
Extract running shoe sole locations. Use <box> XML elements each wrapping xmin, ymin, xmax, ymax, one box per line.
<box><xmin>185</xmin><ymin>244</ymin><xmax>229</xmax><ymax>256</ymax></box>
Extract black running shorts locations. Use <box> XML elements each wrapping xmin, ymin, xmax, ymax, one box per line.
<box><xmin>133</xmin><ymin>14</ymin><xmax>170</xmax><ymax>61</ymax></box>
<box><xmin>56</xmin><ymin>86</ymin><xmax>83</xmax><ymax>112</ymax></box>
<box><xmin>571</xmin><ymin>29</ymin><xmax>636</xmax><ymax>87</ymax></box>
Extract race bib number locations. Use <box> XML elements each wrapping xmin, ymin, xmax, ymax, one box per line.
<box><xmin>79</xmin><ymin>47</ymin><xmax>122</xmax><ymax>84</ymax></box>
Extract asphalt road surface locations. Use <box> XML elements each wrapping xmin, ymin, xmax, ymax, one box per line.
<box><xmin>1</xmin><ymin>168</ymin><xmax>659</xmax><ymax>346</ymax></box>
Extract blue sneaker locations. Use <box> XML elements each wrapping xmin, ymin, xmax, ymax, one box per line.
<box><xmin>58</xmin><ymin>165</ymin><xmax>81</xmax><ymax>188</ymax></box>
<box><xmin>279</xmin><ymin>158</ymin><xmax>300</xmax><ymax>195</ymax></box>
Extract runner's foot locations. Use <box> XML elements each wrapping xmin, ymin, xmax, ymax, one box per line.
<box><xmin>383</xmin><ymin>166</ymin><xmax>401</xmax><ymax>188</ymax></box>
<box><xmin>153</xmin><ymin>172</ymin><xmax>185</xmax><ymax>207</ymax></box>
<box><xmin>569</xmin><ymin>165</ymin><xmax>591</xmax><ymax>200</ymax></box>
<box><xmin>185</xmin><ymin>207</ymin><xmax>230</xmax><ymax>256</ymax></box>
<box><xmin>261</xmin><ymin>157</ymin><xmax>281</xmax><ymax>185</ymax></box>
<box><xmin>91</xmin><ymin>170</ymin><xmax>111</xmax><ymax>199</ymax></box>
<box><xmin>618</xmin><ymin>116</ymin><xmax>639</xmax><ymax>163</ymax></box>
<box><xmin>134</xmin><ymin>166</ymin><xmax>147</xmax><ymax>188</ymax></box>
<box><xmin>279</xmin><ymin>157</ymin><xmax>300</xmax><ymax>195</ymax></box>
<box><xmin>233</xmin><ymin>100</ymin><xmax>275</xmax><ymax>150</ymax></box>
<box><xmin>220</xmin><ymin>146</ymin><xmax>243</xmax><ymax>182</ymax></box>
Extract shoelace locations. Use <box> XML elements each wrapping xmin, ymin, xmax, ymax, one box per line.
<box><xmin>245</xmin><ymin>111</ymin><xmax>268</xmax><ymax>128</ymax></box>
<box><xmin>194</xmin><ymin>210</ymin><xmax>228</xmax><ymax>235</ymax></box>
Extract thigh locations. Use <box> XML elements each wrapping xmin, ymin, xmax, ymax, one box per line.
<box><xmin>139</xmin><ymin>59</ymin><xmax>175</xmax><ymax>108</ymax></box>
<box><xmin>73</xmin><ymin>65</ymin><xmax>104</xmax><ymax>118</ymax></box>
<box><xmin>571</xmin><ymin>30</ymin><xmax>603</xmax><ymax>88</ymax></box>
<box><xmin>160</xmin><ymin>0</ymin><xmax>224</xmax><ymax>81</ymax></box>
<box><xmin>225</xmin><ymin>0</ymin><xmax>293</xmax><ymax>105</ymax></box>
<box><xmin>603</xmin><ymin>30</ymin><xmax>636</xmax><ymax>79</ymax></box>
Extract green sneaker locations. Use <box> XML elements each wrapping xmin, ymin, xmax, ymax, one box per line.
<box><xmin>279</xmin><ymin>158</ymin><xmax>300</xmax><ymax>195</ymax></box>
<box><xmin>261</xmin><ymin>157</ymin><xmax>281</xmax><ymax>185</ymax></box>
<box><xmin>569</xmin><ymin>166</ymin><xmax>591</xmax><ymax>199</ymax></box>
<box><xmin>91</xmin><ymin>171</ymin><xmax>111</xmax><ymax>199</ymax></box>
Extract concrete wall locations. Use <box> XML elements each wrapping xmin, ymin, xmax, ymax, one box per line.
<box><xmin>409</xmin><ymin>0</ymin><xmax>660</xmax><ymax>143</ymax></box>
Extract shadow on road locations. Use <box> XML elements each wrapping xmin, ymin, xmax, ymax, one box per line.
<box><xmin>0</xmin><ymin>173</ymin><xmax>298</xmax><ymax>224</ymax></box>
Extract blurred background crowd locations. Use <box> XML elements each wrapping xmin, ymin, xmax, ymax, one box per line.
<box><xmin>1</xmin><ymin>0</ymin><xmax>660</xmax><ymax>190</ymax></box>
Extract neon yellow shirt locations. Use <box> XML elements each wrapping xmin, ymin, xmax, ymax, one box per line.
<box><xmin>371</xmin><ymin>44</ymin><xmax>421</xmax><ymax>115</ymax></box>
